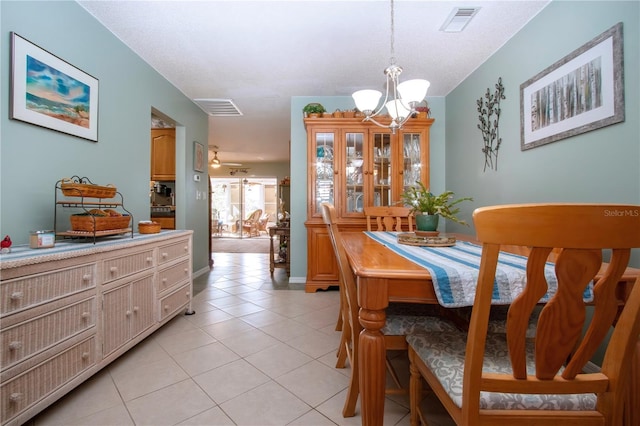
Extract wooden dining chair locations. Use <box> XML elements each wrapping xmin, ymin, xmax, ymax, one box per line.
<box><xmin>320</xmin><ymin>202</ymin><xmax>458</xmax><ymax>417</ymax></box>
<box><xmin>407</xmin><ymin>203</ymin><xmax>640</xmax><ymax>426</ymax></box>
<box><xmin>364</xmin><ymin>206</ymin><xmax>414</xmax><ymax>232</ymax></box>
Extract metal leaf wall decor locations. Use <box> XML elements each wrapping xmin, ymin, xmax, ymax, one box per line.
<box><xmin>477</xmin><ymin>77</ymin><xmax>505</xmax><ymax>171</ymax></box>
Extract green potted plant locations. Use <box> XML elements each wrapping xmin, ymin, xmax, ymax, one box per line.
<box><xmin>400</xmin><ymin>181</ymin><xmax>473</xmax><ymax>231</ymax></box>
<box><xmin>303</xmin><ymin>103</ymin><xmax>326</xmax><ymax>118</ymax></box>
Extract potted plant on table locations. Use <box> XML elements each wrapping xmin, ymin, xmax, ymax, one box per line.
<box><xmin>400</xmin><ymin>181</ymin><xmax>473</xmax><ymax>231</ymax></box>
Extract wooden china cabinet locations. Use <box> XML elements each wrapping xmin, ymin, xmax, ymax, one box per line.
<box><xmin>304</xmin><ymin>116</ymin><xmax>434</xmax><ymax>292</ymax></box>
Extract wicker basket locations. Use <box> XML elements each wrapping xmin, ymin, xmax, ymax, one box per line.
<box><xmin>138</xmin><ymin>222</ymin><xmax>161</xmax><ymax>234</ymax></box>
<box><xmin>70</xmin><ymin>214</ymin><xmax>130</xmax><ymax>232</ymax></box>
<box><xmin>61</xmin><ymin>178</ymin><xmax>117</xmax><ymax>198</ymax></box>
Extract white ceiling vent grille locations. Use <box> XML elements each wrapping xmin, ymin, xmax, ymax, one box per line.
<box><xmin>440</xmin><ymin>7</ymin><xmax>480</xmax><ymax>33</ymax></box>
<box><xmin>193</xmin><ymin>98</ymin><xmax>243</xmax><ymax>116</ymax></box>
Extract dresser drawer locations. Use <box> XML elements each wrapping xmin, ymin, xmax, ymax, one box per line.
<box><xmin>102</xmin><ymin>250</ymin><xmax>154</xmax><ymax>284</ymax></box>
<box><xmin>0</xmin><ymin>336</ymin><xmax>96</xmax><ymax>424</ymax></box>
<box><xmin>1</xmin><ymin>297</ymin><xmax>96</xmax><ymax>370</ymax></box>
<box><xmin>157</xmin><ymin>238</ymin><xmax>190</xmax><ymax>265</ymax></box>
<box><xmin>1</xmin><ymin>264</ymin><xmax>96</xmax><ymax>317</ymax></box>
<box><xmin>158</xmin><ymin>283</ymin><xmax>190</xmax><ymax>322</ymax></box>
<box><xmin>157</xmin><ymin>260</ymin><xmax>190</xmax><ymax>294</ymax></box>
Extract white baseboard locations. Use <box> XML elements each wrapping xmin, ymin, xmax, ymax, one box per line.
<box><xmin>288</xmin><ymin>276</ymin><xmax>307</xmax><ymax>284</ymax></box>
<box><xmin>193</xmin><ymin>266</ymin><xmax>210</xmax><ymax>279</ymax></box>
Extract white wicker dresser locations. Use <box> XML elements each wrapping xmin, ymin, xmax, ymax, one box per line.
<box><xmin>0</xmin><ymin>230</ymin><xmax>193</xmax><ymax>426</ymax></box>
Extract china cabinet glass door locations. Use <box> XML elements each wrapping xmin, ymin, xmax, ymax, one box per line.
<box><xmin>313</xmin><ymin>131</ymin><xmax>335</xmax><ymax>216</ymax></box>
<box><xmin>401</xmin><ymin>132</ymin><xmax>423</xmax><ymax>193</ymax></box>
<box><xmin>343</xmin><ymin>131</ymin><xmax>365</xmax><ymax>215</ymax></box>
<box><xmin>372</xmin><ymin>132</ymin><xmax>392</xmax><ymax>207</ymax></box>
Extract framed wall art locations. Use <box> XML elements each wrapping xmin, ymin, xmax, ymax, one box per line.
<box><xmin>520</xmin><ymin>23</ymin><xmax>624</xmax><ymax>150</ymax></box>
<box><xmin>193</xmin><ymin>141</ymin><xmax>205</xmax><ymax>172</ymax></box>
<box><xmin>10</xmin><ymin>32</ymin><xmax>99</xmax><ymax>142</ymax></box>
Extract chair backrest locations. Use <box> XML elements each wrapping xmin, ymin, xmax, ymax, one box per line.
<box><xmin>364</xmin><ymin>206</ymin><xmax>413</xmax><ymax>232</ymax></box>
<box><xmin>320</xmin><ymin>202</ymin><xmax>360</xmax><ymax>350</ymax></box>
<box><xmin>245</xmin><ymin>209</ymin><xmax>262</xmax><ymax>222</ymax></box>
<box><xmin>466</xmin><ymin>203</ymin><xmax>640</xmax><ymax>423</ymax></box>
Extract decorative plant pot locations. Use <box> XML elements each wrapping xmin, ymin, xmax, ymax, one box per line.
<box><xmin>415</xmin><ymin>214</ymin><xmax>439</xmax><ymax>231</ymax></box>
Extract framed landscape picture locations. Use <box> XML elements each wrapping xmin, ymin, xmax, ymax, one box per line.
<box><xmin>10</xmin><ymin>32</ymin><xmax>99</xmax><ymax>142</ymax></box>
<box><xmin>520</xmin><ymin>23</ymin><xmax>624</xmax><ymax>150</ymax></box>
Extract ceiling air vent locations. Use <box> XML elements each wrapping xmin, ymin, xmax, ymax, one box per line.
<box><xmin>193</xmin><ymin>98</ymin><xmax>243</xmax><ymax>116</ymax></box>
<box><xmin>440</xmin><ymin>7</ymin><xmax>480</xmax><ymax>33</ymax></box>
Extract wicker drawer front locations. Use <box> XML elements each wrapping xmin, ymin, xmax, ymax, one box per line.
<box><xmin>1</xmin><ymin>298</ymin><xmax>96</xmax><ymax>370</ymax></box>
<box><xmin>158</xmin><ymin>284</ymin><xmax>190</xmax><ymax>322</ymax></box>
<box><xmin>157</xmin><ymin>239</ymin><xmax>190</xmax><ymax>265</ymax></box>
<box><xmin>157</xmin><ymin>260</ymin><xmax>190</xmax><ymax>294</ymax></box>
<box><xmin>1</xmin><ymin>264</ymin><xmax>96</xmax><ymax>317</ymax></box>
<box><xmin>102</xmin><ymin>250</ymin><xmax>154</xmax><ymax>283</ymax></box>
<box><xmin>1</xmin><ymin>336</ymin><xmax>96</xmax><ymax>423</ymax></box>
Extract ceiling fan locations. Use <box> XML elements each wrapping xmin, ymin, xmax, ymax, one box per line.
<box><xmin>208</xmin><ymin>145</ymin><xmax>242</xmax><ymax>168</ymax></box>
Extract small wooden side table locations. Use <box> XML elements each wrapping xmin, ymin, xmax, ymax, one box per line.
<box><xmin>269</xmin><ymin>226</ymin><xmax>290</xmax><ymax>276</ymax></box>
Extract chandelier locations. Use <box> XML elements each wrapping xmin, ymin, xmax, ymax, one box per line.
<box><xmin>210</xmin><ymin>145</ymin><xmax>221</xmax><ymax>169</ymax></box>
<box><xmin>352</xmin><ymin>0</ymin><xmax>430</xmax><ymax>133</ymax></box>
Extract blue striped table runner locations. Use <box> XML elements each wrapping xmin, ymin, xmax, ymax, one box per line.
<box><xmin>364</xmin><ymin>231</ymin><xmax>593</xmax><ymax>308</ymax></box>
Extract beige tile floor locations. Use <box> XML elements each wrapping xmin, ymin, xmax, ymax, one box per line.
<box><xmin>29</xmin><ymin>252</ymin><xmax>454</xmax><ymax>426</ymax></box>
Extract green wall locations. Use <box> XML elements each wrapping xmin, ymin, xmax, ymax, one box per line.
<box><xmin>445</xmin><ymin>0</ymin><xmax>639</xmax><ymax>268</ymax></box>
<box><xmin>1</xmin><ymin>1</ymin><xmax>211</xmax><ymax>272</ymax></box>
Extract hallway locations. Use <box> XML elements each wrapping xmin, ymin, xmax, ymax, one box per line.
<box><xmin>29</xmin><ymin>252</ymin><xmax>452</xmax><ymax>425</ymax></box>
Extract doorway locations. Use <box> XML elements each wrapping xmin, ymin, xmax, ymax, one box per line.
<box><xmin>210</xmin><ymin>177</ymin><xmax>278</xmax><ymax>239</ymax></box>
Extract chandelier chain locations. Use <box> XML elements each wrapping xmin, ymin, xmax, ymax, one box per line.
<box><xmin>389</xmin><ymin>0</ymin><xmax>396</xmax><ymax>65</ymax></box>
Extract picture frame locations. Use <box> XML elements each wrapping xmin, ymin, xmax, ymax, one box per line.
<box><xmin>520</xmin><ymin>23</ymin><xmax>624</xmax><ymax>150</ymax></box>
<box><xmin>10</xmin><ymin>32</ymin><xmax>99</xmax><ymax>142</ymax></box>
<box><xmin>193</xmin><ymin>141</ymin><xmax>205</xmax><ymax>172</ymax></box>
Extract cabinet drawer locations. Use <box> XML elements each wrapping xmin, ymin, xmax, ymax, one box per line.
<box><xmin>1</xmin><ymin>264</ymin><xmax>96</xmax><ymax>317</ymax></box>
<box><xmin>102</xmin><ymin>250</ymin><xmax>154</xmax><ymax>283</ymax></box>
<box><xmin>157</xmin><ymin>239</ymin><xmax>190</xmax><ymax>265</ymax></box>
<box><xmin>157</xmin><ymin>260</ymin><xmax>190</xmax><ymax>294</ymax></box>
<box><xmin>1</xmin><ymin>336</ymin><xmax>96</xmax><ymax>424</ymax></box>
<box><xmin>158</xmin><ymin>284</ymin><xmax>190</xmax><ymax>322</ymax></box>
<box><xmin>1</xmin><ymin>297</ymin><xmax>96</xmax><ymax>370</ymax></box>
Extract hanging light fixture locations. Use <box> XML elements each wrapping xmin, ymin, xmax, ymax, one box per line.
<box><xmin>352</xmin><ymin>0</ymin><xmax>430</xmax><ymax>133</ymax></box>
<box><xmin>210</xmin><ymin>145</ymin><xmax>221</xmax><ymax>169</ymax></box>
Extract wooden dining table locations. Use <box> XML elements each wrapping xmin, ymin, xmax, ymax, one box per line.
<box><xmin>340</xmin><ymin>231</ymin><xmax>640</xmax><ymax>426</ymax></box>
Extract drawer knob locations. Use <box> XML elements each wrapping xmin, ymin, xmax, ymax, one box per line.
<box><xmin>164</xmin><ymin>305</ymin><xmax>170</xmax><ymax>311</ymax></box>
<box><xmin>81</xmin><ymin>312</ymin><xmax>90</xmax><ymax>320</ymax></box>
<box><xmin>9</xmin><ymin>341</ymin><xmax>22</xmax><ymax>350</ymax></box>
<box><xmin>10</xmin><ymin>292</ymin><xmax>23</xmax><ymax>300</ymax></box>
<box><xmin>9</xmin><ymin>392</ymin><xmax>23</xmax><ymax>402</ymax></box>
<box><xmin>133</xmin><ymin>306</ymin><xmax>139</xmax><ymax>312</ymax></box>
<box><xmin>183</xmin><ymin>268</ymin><xmax>188</xmax><ymax>274</ymax></box>
<box><xmin>81</xmin><ymin>352</ymin><xmax>90</xmax><ymax>360</ymax></box>
<box><xmin>183</xmin><ymin>246</ymin><xmax>188</xmax><ymax>252</ymax></box>
<box><xmin>82</xmin><ymin>274</ymin><xmax>92</xmax><ymax>282</ymax></box>
<box><xmin>162</xmin><ymin>278</ymin><xmax>168</xmax><ymax>283</ymax></box>
<box><xmin>146</xmin><ymin>257</ymin><xmax>153</xmax><ymax>263</ymax></box>
<box><xmin>126</xmin><ymin>310</ymin><xmax>132</xmax><ymax>316</ymax></box>
<box><xmin>110</xmin><ymin>266</ymin><xmax>118</xmax><ymax>273</ymax></box>
<box><xmin>162</xmin><ymin>252</ymin><xmax>168</xmax><ymax>258</ymax></box>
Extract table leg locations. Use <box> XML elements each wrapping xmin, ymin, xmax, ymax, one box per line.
<box><xmin>269</xmin><ymin>233</ymin><xmax>275</xmax><ymax>274</ymax></box>
<box><xmin>623</xmin><ymin>339</ymin><xmax>639</xmax><ymax>425</ymax></box>
<box><xmin>358</xmin><ymin>278</ymin><xmax>388</xmax><ymax>426</ymax></box>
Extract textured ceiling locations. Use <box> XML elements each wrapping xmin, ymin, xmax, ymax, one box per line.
<box><xmin>78</xmin><ymin>0</ymin><xmax>550</xmax><ymax>165</ymax></box>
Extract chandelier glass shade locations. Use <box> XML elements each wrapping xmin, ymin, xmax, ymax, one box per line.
<box><xmin>211</xmin><ymin>151</ymin><xmax>221</xmax><ymax>168</ymax></box>
<box><xmin>351</xmin><ymin>0</ymin><xmax>430</xmax><ymax>132</ymax></box>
